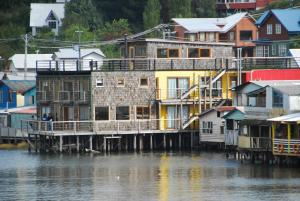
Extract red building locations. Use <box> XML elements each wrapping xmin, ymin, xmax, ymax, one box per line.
<box><xmin>244</xmin><ymin>69</ymin><xmax>300</xmax><ymax>82</ymax></box>
<box><xmin>216</xmin><ymin>0</ymin><xmax>277</xmax><ymax>16</ymax></box>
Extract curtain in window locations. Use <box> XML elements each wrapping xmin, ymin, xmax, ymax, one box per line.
<box><xmin>168</xmin><ymin>78</ymin><xmax>177</xmax><ymax>99</ymax></box>
<box><xmin>167</xmin><ymin>106</ymin><xmax>176</xmax><ymax>129</ymax></box>
<box><xmin>178</xmin><ymin>78</ymin><xmax>189</xmax><ymax>96</ymax></box>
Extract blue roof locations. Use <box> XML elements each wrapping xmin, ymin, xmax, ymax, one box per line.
<box><xmin>0</xmin><ymin>80</ymin><xmax>35</xmax><ymax>93</ymax></box>
<box><xmin>256</xmin><ymin>9</ymin><xmax>300</xmax><ymax>33</ymax></box>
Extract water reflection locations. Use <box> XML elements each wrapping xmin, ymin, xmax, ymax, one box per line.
<box><xmin>1</xmin><ymin>151</ymin><xmax>300</xmax><ymax>201</ymax></box>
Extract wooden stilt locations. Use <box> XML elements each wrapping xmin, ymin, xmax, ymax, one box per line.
<box><xmin>150</xmin><ymin>134</ymin><xmax>153</xmax><ymax>150</ymax></box>
<box><xmin>89</xmin><ymin>135</ymin><xmax>93</xmax><ymax>150</ymax></box>
<box><xmin>59</xmin><ymin>135</ymin><xmax>63</xmax><ymax>153</ymax></box>
<box><xmin>103</xmin><ymin>137</ymin><xmax>107</xmax><ymax>152</ymax></box>
<box><xmin>76</xmin><ymin>136</ymin><xmax>80</xmax><ymax>152</ymax></box>
<box><xmin>139</xmin><ymin>135</ymin><xmax>143</xmax><ymax>151</ymax></box>
<box><xmin>134</xmin><ymin>135</ymin><xmax>137</xmax><ymax>151</ymax></box>
<box><xmin>163</xmin><ymin>134</ymin><xmax>166</xmax><ymax>150</ymax></box>
<box><xmin>118</xmin><ymin>138</ymin><xmax>121</xmax><ymax>151</ymax></box>
<box><xmin>125</xmin><ymin>135</ymin><xmax>128</xmax><ymax>151</ymax></box>
<box><xmin>179</xmin><ymin>133</ymin><xmax>182</xmax><ymax>150</ymax></box>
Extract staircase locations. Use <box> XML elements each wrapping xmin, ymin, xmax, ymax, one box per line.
<box><xmin>211</xmin><ymin>69</ymin><xmax>226</xmax><ymax>84</ymax></box>
<box><xmin>180</xmin><ymin>84</ymin><xmax>198</xmax><ymax>100</ymax></box>
<box><xmin>182</xmin><ymin>115</ymin><xmax>199</xmax><ymax>129</ymax></box>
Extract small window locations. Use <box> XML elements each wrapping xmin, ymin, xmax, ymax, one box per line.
<box><xmin>140</xmin><ymin>78</ymin><xmax>148</xmax><ymax>87</ymax></box>
<box><xmin>169</xmin><ymin>49</ymin><xmax>179</xmax><ymax>58</ymax></box>
<box><xmin>220</xmin><ymin>125</ymin><xmax>224</xmax><ymax>134</ymax></box>
<box><xmin>275</xmin><ymin>24</ymin><xmax>281</xmax><ymax>34</ymax></box>
<box><xmin>217</xmin><ymin>111</ymin><xmax>221</xmax><ymax>117</ymax></box>
<box><xmin>200</xmin><ymin>49</ymin><xmax>211</xmax><ymax>57</ymax></box>
<box><xmin>272</xmin><ymin>44</ymin><xmax>277</xmax><ymax>56</ymax></box>
<box><xmin>136</xmin><ymin>106</ymin><xmax>150</xmax><ymax>119</ymax></box>
<box><xmin>267</xmin><ymin>24</ymin><xmax>272</xmax><ymax>35</ymax></box>
<box><xmin>116</xmin><ymin>106</ymin><xmax>130</xmax><ymax>120</ymax></box>
<box><xmin>48</xmin><ymin>21</ymin><xmax>57</xmax><ymax>29</ymax></box>
<box><xmin>96</xmin><ymin>79</ymin><xmax>103</xmax><ymax>87</ymax></box>
<box><xmin>95</xmin><ymin>107</ymin><xmax>109</xmax><ymax>120</ymax></box>
<box><xmin>117</xmin><ymin>78</ymin><xmax>125</xmax><ymax>87</ymax></box>
<box><xmin>157</xmin><ymin>49</ymin><xmax>167</xmax><ymax>58</ymax></box>
<box><xmin>229</xmin><ymin>32</ymin><xmax>235</xmax><ymax>41</ymax></box>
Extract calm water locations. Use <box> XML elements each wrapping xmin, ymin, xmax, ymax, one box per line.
<box><xmin>0</xmin><ymin>151</ymin><xmax>300</xmax><ymax>201</ymax></box>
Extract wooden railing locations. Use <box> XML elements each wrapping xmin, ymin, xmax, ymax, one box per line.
<box><xmin>238</xmin><ymin>136</ymin><xmax>272</xmax><ymax>150</ymax></box>
<box><xmin>273</xmin><ymin>138</ymin><xmax>300</xmax><ymax>155</ymax></box>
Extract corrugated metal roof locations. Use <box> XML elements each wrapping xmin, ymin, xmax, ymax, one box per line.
<box><xmin>0</xmin><ymin>106</ymin><xmax>36</xmax><ymax>114</ymax></box>
<box><xmin>268</xmin><ymin>113</ymin><xmax>300</xmax><ymax>122</ymax></box>
<box><xmin>30</xmin><ymin>3</ymin><xmax>65</xmax><ymax>27</ymax></box>
<box><xmin>289</xmin><ymin>49</ymin><xmax>300</xmax><ymax>67</ymax></box>
<box><xmin>172</xmin><ymin>12</ymin><xmax>248</xmax><ymax>33</ymax></box>
<box><xmin>54</xmin><ymin>48</ymin><xmax>105</xmax><ymax>59</ymax></box>
<box><xmin>9</xmin><ymin>54</ymin><xmax>53</xmax><ymax>70</ymax></box>
<box><xmin>256</xmin><ymin>9</ymin><xmax>300</xmax><ymax>33</ymax></box>
<box><xmin>1</xmin><ymin>80</ymin><xmax>35</xmax><ymax>93</ymax></box>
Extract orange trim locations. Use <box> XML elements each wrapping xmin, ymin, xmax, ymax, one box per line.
<box><xmin>293</xmin><ymin>144</ymin><xmax>299</xmax><ymax>154</ymax></box>
<box><xmin>278</xmin><ymin>144</ymin><xmax>284</xmax><ymax>153</ymax></box>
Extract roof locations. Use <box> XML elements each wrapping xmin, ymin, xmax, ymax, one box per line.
<box><xmin>54</xmin><ymin>48</ymin><xmax>106</xmax><ymax>59</ymax></box>
<box><xmin>216</xmin><ymin>106</ymin><xmax>235</xmax><ymax>112</ymax></box>
<box><xmin>0</xmin><ymin>80</ymin><xmax>35</xmax><ymax>93</ymax></box>
<box><xmin>9</xmin><ymin>54</ymin><xmax>53</xmax><ymax>70</ymax></box>
<box><xmin>30</xmin><ymin>3</ymin><xmax>65</xmax><ymax>27</ymax></box>
<box><xmin>268</xmin><ymin>112</ymin><xmax>300</xmax><ymax>122</ymax></box>
<box><xmin>222</xmin><ymin>108</ymin><xmax>245</xmax><ymax>120</ymax></box>
<box><xmin>256</xmin><ymin>9</ymin><xmax>300</xmax><ymax>33</ymax></box>
<box><xmin>135</xmin><ymin>38</ymin><xmax>234</xmax><ymax>46</ymax></box>
<box><xmin>172</xmin><ymin>12</ymin><xmax>249</xmax><ymax>33</ymax></box>
<box><xmin>0</xmin><ymin>106</ymin><xmax>36</xmax><ymax>115</ymax></box>
<box><xmin>288</xmin><ymin>49</ymin><xmax>300</xmax><ymax>67</ymax></box>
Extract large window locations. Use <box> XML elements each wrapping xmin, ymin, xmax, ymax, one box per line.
<box><xmin>267</xmin><ymin>24</ymin><xmax>272</xmax><ymax>35</ymax></box>
<box><xmin>157</xmin><ymin>49</ymin><xmax>168</xmax><ymax>58</ymax></box>
<box><xmin>278</xmin><ymin>44</ymin><xmax>287</xmax><ymax>56</ymax></box>
<box><xmin>202</xmin><ymin>121</ymin><xmax>213</xmax><ymax>134</ymax></box>
<box><xmin>157</xmin><ymin>48</ymin><xmax>180</xmax><ymax>58</ymax></box>
<box><xmin>169</xmin><ymin>49</ymin><xmax>179</xmax><ymax>58</ymax></box>
<box><xmin>136</xmin><ymin>106</ymin><xmax>150</xmax><ymax>119</ymax></box>
<box><xmin>188</xmin><ymin>48</ymin><xmax>211</xmax><ymax>58</ymax></box>
<box><xmin>116</xmin><ymin>106</ymin><xmax>130</xmax><ymax>120</ymax></box>
<box><xmin>240</xmin><ymin>31</ymin><xmax>252</xmax><ymax>41</ymax></box>
<box><xmin>135</xmin><ymin>46</ymin><xmax>146</xmax><ymax>57</ymax></box>
<box><xmin>273</xmin><ymin>91</ymin><xmax>283</xmax><ymax>108</ymax></box>
<box><xmin>95</xmin><ymin>107</ymin><xmax>109</xmax><ymax>120</ymax></box>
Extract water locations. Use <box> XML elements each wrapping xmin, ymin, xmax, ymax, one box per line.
<box><xmin>0</xmin><ymin>150</ymin><xmax>300</xmax><ymax>201</ymax></box>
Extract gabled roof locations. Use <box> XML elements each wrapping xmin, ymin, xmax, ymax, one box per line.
<box><xmin>53</xmin><ymin>48</ymin><xmax>106</xmax><ymax>59</ymax></box>
<box><xmin>222</xmin><ymin>108</ymin><xmax>245</xmax><ymax>120</ymax></box>
<box><xmin>9</xmin><ymin>54</ymin><xmax>53</xmax><ymax>70</ymax></box>
<box><xmin>172</xmin><ymin>12</ymin><xmax>250</xmax><ymax>33</ymax></box>
<box><xmin>289</xmin><ymin>49</ymin><xmax>300</xmax><ymax>67</ymax></box>
<box><xmin>256</xmin><ymin>9</ymin><xmax>300</xmax><ymax>33</ymax></box>
<box><xmin>0</xmin><ymin>80</ymin><xmax>35</xmax><ymax>93</ymax></box>
<box><xmin>30</xmin><ymin>3</ymin><xmax>65</xmax><ymax>27</ymax></box>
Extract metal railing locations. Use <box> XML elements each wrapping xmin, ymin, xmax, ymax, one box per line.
<box><xmin>36</xmin><ymin>91</ymin><xmax>53</xmax><ymax>102</ymax></box>
<box><xmin>156</xmin><ymin>88</ymin><xmax>222</xmax><ymax>100</ymax></box>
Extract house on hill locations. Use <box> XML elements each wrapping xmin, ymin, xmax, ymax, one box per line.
<box><xmin>0</xmin><ymin>80</ymin><xmax>36</xmax><ymax>109</ymax></box>
<box><xmin>30</xmin><ymin>1</ymin><xmax>68</xmax><ymax>36</ymax></box>
<box><xmin>172</xmin><ymin>13</ymin><xmax>258</xmax><ymax>57</ymax></box>
<box><xmin>255</xmin><ymin>9</ymin><xmax>300</xmax><ymax>57</ymax></box>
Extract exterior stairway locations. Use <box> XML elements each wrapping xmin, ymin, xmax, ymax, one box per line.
<box><xmin>180</xmin><ymin>84</ymin><xmax>198</xmax><ymax>100</ymax></box>
<box><xmin>182</xmin><ymin>115</ymin><xmax>199</xmax><ymax>129</ymax></box>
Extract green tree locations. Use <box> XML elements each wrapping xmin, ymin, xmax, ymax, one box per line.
<box><xmin>63</xmin><ymin>24</ymin><xmax>94</xmax><ymax>42</ymax></box>
<box><xmin>169</xmin><ymin>0</ymin><xmax>192</xmax><ymax>18</ymax></box>
<box><xmin>143</xmin><ymin>0</ymin><xmax>161</xmax><ymax>30</ymax></box>
<box><xmin>192</xmin><ymin>0</ymin><xmax>216</xmax><ymax>18</ymax></box>
<box><xmin>98</xmin><ymin>19</ymin><xmax>132</xmax><ymax>41</ymax></box>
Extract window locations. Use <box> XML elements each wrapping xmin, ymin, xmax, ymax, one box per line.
<box><xmin>169</xmin><ymin>49</ymin><xmax>179</xmax><ymax>58</ymax></box>
<box><xmin>136</xmin><ymin>106</ymin><xmax>150</xmax><ymax>119</ymax></box>
<box><xmin>48</xmin><ymin>21</ymin><xmax>57</xmax><ymax>29</ymax></box>
<box><xmin>116</xmin><ymin>106</ymin><xmax>130</xmax><ymax>120</ymax></box>
<box><xmin>208</xmin><ymin>33</ymin><xmax>215</xmax><ymax>42</ymax></box>
<box><xmin>217</xmin><ymin>111</ymin><xmax>221</xmax><ymax>118</ymax></box>
<box><xmin>28</xmin><ymin>96</ymin><xmax>35</xmax><ymax>105</ymax></box>
<box><xmin>135</xmin><ymin>46</ymin><xmax>146</xmax><ymax>57</ymax></box>
<box><xmin>188</xmin><ymin>48</ymin><xmax>211</xmax><ymax>58</ymax></box>
<box><xmin>42</xmin><ymin>81</ymin><xmax>49</xmax><ymax>91</ymax></box>
<box><xmin>264</xmin><ymin>46</ymin><xmax>269</xmax><ymax>57</ymax></box>
<box><xmin>231</xmin><ymin>80</ymin><xmax>236</xmax><ymax>89</ymax></box>
<box><xmin>157</xmin><ymin>49</ymin><xmax>168</xmax><ymax>58</ymax></box>
<box><xmin>202</xmin><ymin>121</ymin><xmax>213</xmax><ymax>134</ymax></box>
<box><xmin>96</xmin><ymin>79</ymin><xmax>104</xmax><ymax>87</ymax></box>
<box><xmin>199</xmin><ymin>33</ymin><xmax>205</xmax><ymax>41</ymax></box>
<box><xmin>79</xmin><ymin>106</ymin><xmax>89</xmax><ymax>120</ymax></box>
<box><xmin>200</xmin><ymin>49</ymin><xmax>211</xmax><ymax>57</ymax></box>
<box><xmin>188</xmin><ymin>34</ymin><xmax>196</xmax><ymax>41</ymax></box>
<box><xmin>117</xmin><ymin>78</ymin><xmax>125</xmax><ymax>87</ymax></box>
<box><xmin>267</xmin><ymin>24</ymin><xmax>272</xmax><ymax>35</ymax></box>
<box><xmin>140</xmin><ymin>78</ymin><xmax>148</xmax><ymax>87</ymax></box>
<box><xmin>95</xmin><ymin>107</ymin><xmax>109</xmax><ymax>120</ymax></box>
<box><xmin>256</xmin><ymin>46</ymin><xmax>264</xmax><ymax>57</ymax></box>
<box><xmin>275</xmin><ymin>24</ymin><xmax>281</xmax><ymax>34</ymax></box>
<box><xmin>240</xmin><ymin>31</ymin><xmax>252</xmax><ymax>41</ymax></box>
<box><xmin>229</xmin><ymin>32</ymin><xmax>235</xmax><ymax>41</ymax></box>
<box><xmin>272</xmin><ymin>44</ymin><xmax>277</xmax><ymax>56</ymax></box>
<box><xmin>8</xmin><ymin>90</ymin><xmax>13</xmax><ymax>102</ymax></box>
<box><xmin>278</xmin><ymin>44</ymin><xmax>287</xmax><ymax>56</ymax></box>
<box><xmin>220</xmin><ymin>125</ymin><xmax>224</xmax><ymax>134</ymax></box>
<box><xmin>273</xmin><ymin>91</ymin><xmax>283</xmax><ymax>108</ymax></box>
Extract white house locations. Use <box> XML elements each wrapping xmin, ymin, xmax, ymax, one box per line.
<box><xmin>30</xmin><ymin>1</ymin><xmax>68</xmax><ymax>36</ymax></box>
<box><xmin>52</xmin><ymin>48</ymin><xmax>106</xmax><ymax>71</ymax></box>
<box><xmin>8</xmin><ymin>54</ymin><xmax>53</xmax><ymax>80</ymax></box>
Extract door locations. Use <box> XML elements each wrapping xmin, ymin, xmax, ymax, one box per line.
<box><xmin>167</xmin><ymin>106</ymin><xmax>176</xmax><ymax>129</ymax></box>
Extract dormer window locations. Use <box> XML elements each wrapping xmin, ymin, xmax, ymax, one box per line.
<box><xmin>48</xmin><ymin>21</ymin><xmax>57</xmax><ymax>29</ymax></box>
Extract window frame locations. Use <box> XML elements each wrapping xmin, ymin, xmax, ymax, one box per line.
<box><xmin>95</xmin><ymin>106</ymin><xmax>110</xmax><ymax>121</ymax></box>
<box><xmin>275</xmin><ymin>24</ymin><xmax>281</xmax><ymax>34</ymax></box>
<box><xmin>139</xmin><ymin>77</ymin><xmax>149</xmax><ymax>87</ymax></box>
<box><xmin>116</xmin><ymin>106</ymin><xmax>130</xmax><ymax>120</ymax></box>
<box><xmin>136</xmin><ymin>106</ymin><xmax>150</xmax><ymax>119</ymax></box>
<box><xmin>96</xmin><ymin>79</ymin><xmax>104</xmax><ymax>87</ymax></box>
<box><xmin>187</xmin><ymin>48</ymin><xmax>211</xmax><ymax>58</ymax></box>
<box><xmin>157</xmin><ymin>48</ymin><xmax>180</xmax><ymax>58</ymax></box>
<box><xmin>267</xmin><ymin>24</ymin><xmax>273</xmax><ymax>35</ymax></box>
<box><xmin>117</xmin><ymin>77</ymin><xmax>125</xmax><ymax>87</ymax></box>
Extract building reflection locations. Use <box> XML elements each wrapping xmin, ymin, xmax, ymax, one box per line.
<box><xmin>159</xmin><ymin>153</ymin><xmax>169</xmax><ymax>201</ymax></box>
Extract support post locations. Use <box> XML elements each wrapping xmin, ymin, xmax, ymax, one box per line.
<box><xmin>288</xmin><ymin>124</ymin><xmax>291</xmax><ymax>154</ymax></box>
<box><xmin>89</xmin><ymin>135</ymin><xmax>93</xmax><ymax>151</ymax></box>
<box><xmin>59</xmin><ymin>136</ymin><xmax>63</xmax><ymax>153</ymax></box>
<box><xmin>179</xmin><ymin>133</ymin><xmax>182</xmax><ymax>150</ymax></box>
<box><xmin>150</xmin><ymin>134</ymin><xmax>153</xmax><ymax>150</ymax></box>
<box><xmin>163</xmin><ymin>134</ymin><xmax>166</xmax><ymax>150</ymax></box>
<box><xmin>139</xmin><ymin>135</ymin><xmax>143</xmax><ymax>151</ymax></box>
<box><xmin>118</xmin><ymin>138</ymin><xmax>121</xmax><ymax>151</ymax></box>
<box><xmin>191</xmin><ymin>132</ymin><xmax>194</xmax><ymax>149</ymax></box>
<box><xmin>103</xmin><ymin>137</ymin><xmax>107</xmax><ymax>152</ymax></box>
<box><xmin>125</xmin><ymin>135</ymin><xmax>128</xmax><ymax>151</ymax></box>
<box><xmin>134</xmin><ymin>135</ymin><xmax>137</xmax><ymax>151</ymax></box>
<box><xmin>76</xmin><ymin>136</ymin><xmax>80</xmax><ymax>152</ymax></box>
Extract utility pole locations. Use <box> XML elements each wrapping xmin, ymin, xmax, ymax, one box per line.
<box><xmin>23</xmin><ymin>34</ymin><xmax>31</xmax><ymax>80</ymax></box>
<box><xmin>75</xmin><ymin>30</ymin><xmax>83</xmax><ymax>70</ymax></box>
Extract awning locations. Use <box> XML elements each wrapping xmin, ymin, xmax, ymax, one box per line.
<box><xmin>267</xmin><ymin>113</ymin><xmax>300</xmax><ymax>122</ymax></box>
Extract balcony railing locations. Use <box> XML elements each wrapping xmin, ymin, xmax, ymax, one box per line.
<box><xmin>273</xmin><ymin>138</ymin><xmax>300</xmax><ymax>155</ymax></box>
<box><xmin>238</xmin><ymin>136</ymin><xmax>272</xmax><ymax>150</ymax></box>
<box><xmin>36</xmin><ymin>91</ymin><xmax>53</xmax><ymax>102</ymax></box>
<box><xmin>37</xmin><ymin>91</ymin><xmax>89</xmax><ymax>103</ymax></box>
<box><xmin>156</xmin><ymin>88</ymin><xmax>222</xmax><ymax>100</ymax></box>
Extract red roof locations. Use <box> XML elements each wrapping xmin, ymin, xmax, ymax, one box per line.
<box><xmin>216</xmin><ymin>106</ymin><xmax>235</xmax><ymax>112</ymax></box>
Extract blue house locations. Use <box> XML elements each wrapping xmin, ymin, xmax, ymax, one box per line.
<box><xmin>0</xmin><ymin>80</ymin><xmax>36</xmax><ymax>109</ymax></box>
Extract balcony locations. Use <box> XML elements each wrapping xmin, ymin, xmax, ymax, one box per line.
<box><xmin>52</xmin><ymin>91</ymin><xmax>89</xmax><ymax>103</ymax></box>
<box><xmin>36</xmin><ymin>91</ymin><xmax>53</xmax><ymax>102</ymax></box>
<box><xmin>273</xmin><ymin>139</ymin><xmax>300</xmax><ymax>156</ymax></box>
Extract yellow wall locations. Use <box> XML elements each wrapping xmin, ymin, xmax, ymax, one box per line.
<box><xmin>16</xmin><ymin>94</ymin><xmax>24</xmax><ymax>107</ymax></box>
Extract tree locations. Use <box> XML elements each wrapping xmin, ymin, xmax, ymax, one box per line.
<box><xmin>98</xmin><ymin>19</ymin><xmax>132</xmax><ymax>41</ymax></box>
<box><xmin>63</xmin><ymin>0</ymin><xmax>102</xmax><ymax>32</ymax></box>
<box><xmin>169</xmin><ymin>0</ymin><xmax>192</xmax><ymax>18</ymax></box>
<box><xmin>143</xmin><ymin>0</ymin><xmax>161</xmax><ymax>30</ymax></box>
<box><xmin>63</xmin><ymin>24</ymin><xmax>94</xmax><ymax>42</ymax></box>
<box><xmin>192</xmin><ymin>0</ymin><xmax>216</xmax><ymax>18</ymax></box>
